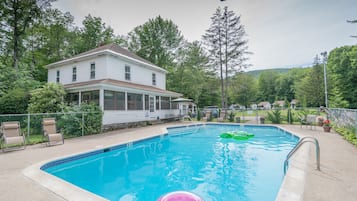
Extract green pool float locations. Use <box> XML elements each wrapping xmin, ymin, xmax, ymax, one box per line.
<box><xmin>220</xmin><ymin>131</ymin><xmax>254</xmax><ymax>140</ymax></box>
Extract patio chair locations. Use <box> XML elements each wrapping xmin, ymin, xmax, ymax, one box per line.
<box><xmin>42</xmin><ymin>118</ymin><xmax>64</xmax><ymax>146</ymax></box>
<box><xmin>0</xmin><ymin>121</ymin><xmax>26</xmax><ymax>151</ymax></box>
<box><xmin>202</xmin><ymin>111</ymin><xmax>211</xmax><ymax>121</ymax></box>
<box><xmin>300</xmin><ymin>114</ymin><xmax>317</xmax><ymax>130</ymax></box>
<box><xmin>217</xmin><ymin>111</ymin><xmax>226</xmax><ymax>122</ymax></box>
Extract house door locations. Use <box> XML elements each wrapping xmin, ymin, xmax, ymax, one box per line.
<box><xmin>149</xmin><ymin>96</ymin><xmax>155</xmax><ymax>112</ymax></box>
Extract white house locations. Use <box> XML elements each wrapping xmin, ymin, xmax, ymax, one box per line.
<box><xmin>258</xmin><ymin>101</ymin><xmax>271</xmax><ymax>110</ymax></box>
<box><xmin>47</xmin><ymin>44</ymin><xmax>182</xmax><ymax>126</ymax></box>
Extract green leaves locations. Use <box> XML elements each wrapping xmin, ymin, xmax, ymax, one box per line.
<box><xmin>128</xmin><ymin>15</ymin><xmax>184</xmax><ymax>69</ymax></box>
<box><xmin>28</xmin><ymin>83</ymin><xmax>66</xmax><ymax>113</ymax></box>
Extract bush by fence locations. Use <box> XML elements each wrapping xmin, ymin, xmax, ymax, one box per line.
<box><xmin>0</xmin><ymin>104</ymin><xmax>103</xmax><ymax>144</ymax></box>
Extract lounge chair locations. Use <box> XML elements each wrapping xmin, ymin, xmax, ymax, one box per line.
<box><xmin>202</xmin><ymin>111</ymin><xmax>211</xmax><ymax>121</ymax></box>
<box><xmin>0</xmin><ymin>121</ymin><xmax>26</xmax><ymax>151</ymax></box>
<box><xmin>42</xmin><ymin>118</ymin><xmax>64</xmax><ymax>146</ymax></box>
<box><xmin>217</xmin><ymin>111</ymin><xmax>226</xmax><ymax>122</ymax></box>
<box><xmin>300</xmin><ymin>114</ymin><xmax>317</xmax><ymax>130</ymax></box>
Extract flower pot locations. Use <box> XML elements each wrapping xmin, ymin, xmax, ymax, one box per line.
<box><xmin>323</xmin><ymin>126</ymin><xmax>331</xmax><ymax>132</ymax></box>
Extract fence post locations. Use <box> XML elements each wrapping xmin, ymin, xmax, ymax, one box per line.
<box><xmin>355</xmin><ymin>111</ymin><xmax>357</xmax><ymax>135</ymax></box>
<box><xmin>27</xmin><ymin>113</ymin><xmax>30</xmax><ymax>144</ymax></box>
<box><xmin>82</xmin><ymin>112</ymin><xmax>84</xmax><ymax>136</ymax></box>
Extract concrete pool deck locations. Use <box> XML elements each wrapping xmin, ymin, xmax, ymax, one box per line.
<box><xmin>0</xmin><ymin>122</ymin><xmax>357</xmax><ymax>201</ymax></box>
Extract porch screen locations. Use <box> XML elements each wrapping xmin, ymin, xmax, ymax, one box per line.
<box><xmin>161</xmin><ymin>97</ymin><xmax>170</xmax><ymax>109</ymax></box>
<box><xmin>104</xmin><ymin>90</ymin><xmax>125</xmax><ymax>110</ymax></box>
<box><xmin>81</xmin><ymin>90</ymin><xmax>99</xmax><ymax>105</ymax></box>
<box><xmin>127</xmin><ymin>93</ymin><xmax>143</xmax><ymax>110</ymax></box>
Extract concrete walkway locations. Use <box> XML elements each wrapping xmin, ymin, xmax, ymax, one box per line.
<box><xmin>0</xmin><ymin>122</ymin><xmax>357</xmax><ymax>201</ymax></box>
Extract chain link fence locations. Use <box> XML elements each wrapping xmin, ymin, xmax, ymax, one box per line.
<box><xmin>0</xmin><ymin>112</ymin><xmax>102</xmax><ymax>145</ymax></box>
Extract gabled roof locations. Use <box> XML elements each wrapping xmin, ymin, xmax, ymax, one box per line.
<box><xmin>258</xmin><ymin>101</ymin><xmax>271</xmax><ymax>106</ymax></box>
<box><xmin>46</xmin><ymin>43</ymin><xmax>167</xmax><ymax>73</ymax></box>
<box><xmin>64</xmin><ymin>79</ymin><xmax>182</xmax><ymax>97</ymax></box>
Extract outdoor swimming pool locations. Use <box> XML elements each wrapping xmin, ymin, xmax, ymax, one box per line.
<box><xmin>42</xmin><ymin>124</ymin><xmax>299</xmax><ymax>201</ymax></box>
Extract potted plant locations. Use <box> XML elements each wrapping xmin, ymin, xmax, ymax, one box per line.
<box><xmin>322</xmin><ymin>119</ymin><xmax>332</xmax><ymax>132</ymax></box>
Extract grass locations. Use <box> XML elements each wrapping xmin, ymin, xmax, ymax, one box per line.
<box><xmin>335</xmin><ymin>127</ymin><xmax>357</xmax><ymax>147</ymax></box>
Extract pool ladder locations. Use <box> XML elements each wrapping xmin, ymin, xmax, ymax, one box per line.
<box><xmin>284</xmin><ymin>136</ymin><xmax>320</xmax><ymax>175</ymax></box>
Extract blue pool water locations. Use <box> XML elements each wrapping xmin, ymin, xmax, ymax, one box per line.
<box><xmin>42</xmin><ymin>124</ymin><xmax>299</xmax><ymax>201</ymax></box>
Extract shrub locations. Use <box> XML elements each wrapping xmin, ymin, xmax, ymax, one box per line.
<box><xmin>228</xmin><ymin>112</ymin><xmax>235</xmax><ymax>122</ymax></box>
<box><xmin>286</xmin><ymin>108</ymin><xmax>294</xmax><ymax>124</ymax></box>
<box><xmin>28</xmin><ymin>83</ymin><xmax>66</xmax><ymax>113</ymax></box>
<box><xmin>267</xmin><ymin>109</ymin><xmax>282</xmax><ymax>124</ymax></box>
<box><xmin>60</xmin><ymin>103</ymin><xmax>103</xmax><ymax>136</ymax></box>
<box><xmin>196</xmin><ymin>108</ymin><xmax>201</xmax><ymax>121</ymax></box>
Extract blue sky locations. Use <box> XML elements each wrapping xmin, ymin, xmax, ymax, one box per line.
<box><xmin>53</xmin><ymin>0</ymin><xmax>357</xmax><ymax>70</ymax></box>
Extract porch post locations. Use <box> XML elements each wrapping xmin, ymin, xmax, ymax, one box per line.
<box><xmin>99</xmin><ymin>88</ymin><xmax>104</xmax><ymax>111</ymax></box>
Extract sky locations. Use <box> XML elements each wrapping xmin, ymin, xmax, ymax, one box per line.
<box><xmin>53</xmin><ymin>0</ymin><xmax>357</xmax><ymax>70</ymax></box>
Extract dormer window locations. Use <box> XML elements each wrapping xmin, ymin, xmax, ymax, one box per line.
<box><xmin>125</xmin><ymin>65</ymin><xmax>131</xmax><ymax>81</ymax></box>
<box><xmin>152</xmin><ymin>73</ymin><xmax>156</xmax><ymax>86</ymax></box>
<box><xmin>56</xmin><ymin>70</ymin><xmax>60</xmax><ymax>83</ymax></box>
<box><xmin>90</xmin><ymin>63</ymin><xmax>95</xmax><ymax>79</ymax></box>
<box><xmin>72</xmin><ymin>67</ymin><xmax>77</xmax><ymax>82</ymax></box>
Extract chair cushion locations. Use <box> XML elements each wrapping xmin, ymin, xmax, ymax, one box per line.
<box><xmin>2</xmin><ymin>123</ymin><xmax>19</xmax><ymax>129</ymax></box>
<box><xmin>48</xmin><ymin>133</ymin><xmax>63</xmax><ymax>142</ymax></box>
<box><xmin>5</xmin><ymin>136</ymin><xmax>24</xmax><ymax>145</ymax></box>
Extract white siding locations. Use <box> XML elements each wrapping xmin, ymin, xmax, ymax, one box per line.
<box><xmin>49</xmin><ymin>54</ymin><xmax>166</xmax><ymax>90</ymax></box>
<box><xmin>48</xmin><ymin>56</ymin><xmax>107</xmax><ymax>85</ymax></box>
<box><xmin>106</xmin><ymin>55</ymin><xmax>166</xmax><ymax>89</ymax></box>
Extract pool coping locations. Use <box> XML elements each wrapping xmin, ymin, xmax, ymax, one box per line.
<box><xmin>23</xmin><ymin>123</ymin><xmax>307</xmax><ymax>201</ymax></box>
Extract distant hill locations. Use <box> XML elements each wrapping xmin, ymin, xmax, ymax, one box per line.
<box><xmin>245</xmin><ymin>68</ymin><xmax>292</xmax><ymax>78</ymax></box>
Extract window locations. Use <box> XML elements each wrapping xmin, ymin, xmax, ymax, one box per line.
<box><xmin>161</xmin><ymin>97</ymin><xmax>170</xmax><ymax>109</ymax></box>
<box><xmin>56</xmin><ymin>70</ymin><xmax>60</xmax><ymax>83</ymax></box>
<box><xmin>72</xmin><ymin>67</ymin><xmax>77</xmax><ymax>82</ymax></box>
<box><xmin>152</xmin><ymin>73</ymin><xmax>156</xmax><ymax>86</ymax></box>
<box><xmin>171</xmin><ymin>101</ymin><xmax>178</xmax><ymax>109</ymax></box>
<box><xmin>156</xmin><ymin>96</ymin><xmax>160</xmax><ymax>110</ymax></box>
<box><xmin>125</xmin><ymin>65</ymin><xmax>131</xmax><ymax>81</ymax></box>
<box><xmin>145</xmin><ymin>95</ymin><xmax>149</xmax><ymax>110</ymax></box>
<box><xmin>66</xmin><ymin>92</ymin><xmax>79</xmax><ymax>105</ymax></box>
<box><xmin>81</xmin><ymin>90</ymin><xmax>99</xmax><ymax>105</ymax></box>
<box><xmin>90</xmin><ymin>63</ymin><xmax>95</xmax><ymax>79</ymax></box>
<box><xmin>127</xmin><ymin>93</ymin><xmax>143</xmax><ymax>110</ymax></box>
<box><xmin>104</xmin><ymin>90</ymin><xmax>125</xmax><ymax>110</ymax></box>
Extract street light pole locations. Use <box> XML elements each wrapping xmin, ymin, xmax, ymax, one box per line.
<box><xmin>321</xmin><ymin>51</ymin><xmax>328</xmax><ymax>108</ymax></box>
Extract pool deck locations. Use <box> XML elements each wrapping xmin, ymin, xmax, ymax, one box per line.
<box><xmin>1</xmin><ymin>122</ymin><xmax>357</xmax><ymax>201</ymax></box>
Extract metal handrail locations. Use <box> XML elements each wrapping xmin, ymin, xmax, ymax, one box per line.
<box><xmin>284</xmin><ymin>136</ymin><xmax>320</xmax><ymax>174</ymax></box>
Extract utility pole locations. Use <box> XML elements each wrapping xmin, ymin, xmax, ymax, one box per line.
<box><xmin>321</xmin><ymin>51</ymin><xmax>328</xmax><ymax>108</ymax></box>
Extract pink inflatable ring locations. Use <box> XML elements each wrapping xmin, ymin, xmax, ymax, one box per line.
<box><xmin>157</xmin><ymin>191</ymin><xmax>203</xmax><ymax>201</ymax></box>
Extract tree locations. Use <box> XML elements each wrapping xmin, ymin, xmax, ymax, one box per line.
<box><xmin>23</xmin><ymin>8</ymin><xmax>76</xmax><ymax>81</ymax></box>
<box><xmin>328</xmin><ymin>45</ymin><xmax>357</xmax><ymax>108</ymax></box>
<box><xmin>76</xmin><ymin>14</ymin><xmax>115</xmax><ymax>53</ymax></box>
<box><xmin>170</xmin><ymin>41</ymin><xmax>210</xmax><ymax>105</ymax></box>
<box><xmin>28</xmin><ymin>83</ymin><xmax>66</xmax><ymax>113</ymax></box>
<box><xmin>127</xmin><ymin>15</ymin><xmax>184</xmax><ymax>70</ymax></box>
<box><xmin>257</xmin><ymin>71</ymin><xmax>278</xmax><ymax>103</ymax></box>
<box><xmin>203</xmin><ymin>6</ymin><xmax>249</xmax><ymax>108</ymax></box>
<box><xmin>295</xmin><ymin>55</ymin><xmax>325</xmax><ymax>107</ymax></box>
<box><xmin>229</xmin><ymin>73</ymin><xmax>257</xmax><ymax>107</ymax></box>
<box><xmin>0</xmin><ymin>0</ymin><xmax>54</xmax><ymax>71</ymax></box>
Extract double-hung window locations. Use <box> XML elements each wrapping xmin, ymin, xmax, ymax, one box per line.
<box><xmin>56</xmin><ymin>70</ymin><xmax>60</xmax><ymax>83</ymax></box>
<box><xmin>152</xmin><ymin>73</ymin><xmax>156</xmax><ymax>86</ymax></box>
<box><xmin>90</xmin><ymin>63</ymin><xmax>95</xmax><ymax>79</ymax></box>
<box><xmin>72</xmin><ymin>67</ymin><xmax>77</xmax><ymax>82</ymax></box>
<box><xmin>125</xmin><ymin>65</ymin><xmax>131</xmax><ymax>81</ymax></box>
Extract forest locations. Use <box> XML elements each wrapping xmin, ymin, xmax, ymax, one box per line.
<box><xmin>1</xmin><ymin>0</ymin><xmax>356</xmax><ymax>115</ymax></box>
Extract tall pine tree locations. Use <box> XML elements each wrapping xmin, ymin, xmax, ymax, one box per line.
<box><xmin>203</xmin><ymin>6</ymin><xmax>249</xmax><ymax>109</ymax></box>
